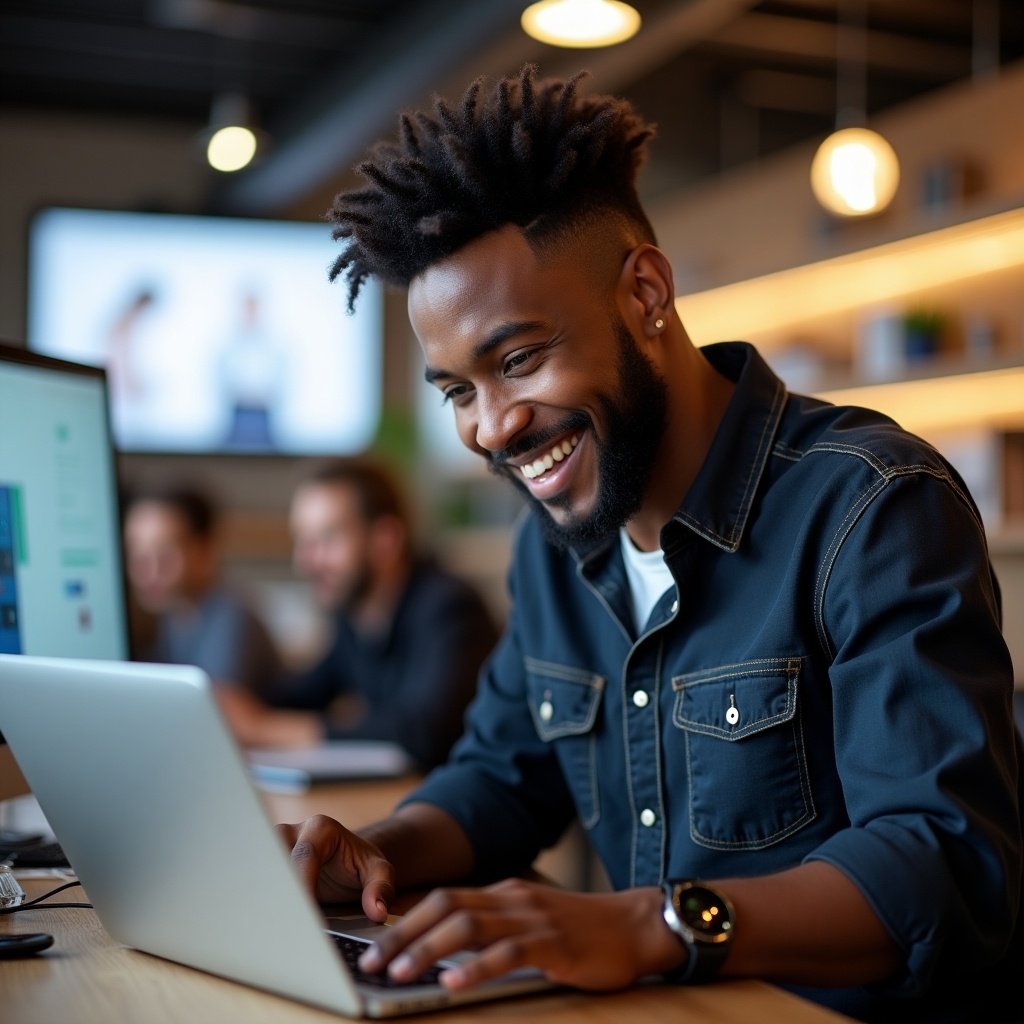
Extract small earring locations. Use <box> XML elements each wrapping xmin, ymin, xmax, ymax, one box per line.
<box><xmin>654</xmin><ymin>317</ymin><xmax>665</xmax><ymax>331</ymax></box>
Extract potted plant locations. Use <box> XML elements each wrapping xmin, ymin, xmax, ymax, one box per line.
<box><xmin>902</xmin><ymin>307</ymin><xmax>947</xmax><ymax>361</ymax></box>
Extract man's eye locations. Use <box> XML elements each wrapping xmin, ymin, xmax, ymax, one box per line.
<box><xmin>503</xmin><ymin>351</ymin><xmax>531</xmax><ymax>374</ymax></box>
<box><xmin>441</xmin><ymin>384</ymin><xmax>470</xmax><ymax>405</ymax></box>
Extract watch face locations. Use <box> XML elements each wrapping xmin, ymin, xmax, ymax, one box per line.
<box><xmin>675</xmin><ymin>884</ymin><xmax>733</xmax><ymax>943</ymax></box>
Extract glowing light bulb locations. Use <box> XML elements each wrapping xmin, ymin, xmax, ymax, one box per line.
<box><xmin>207</xmin><ymin>125</ymin><xmax>258</xmax><ymax>173</ymax></box>
<box><xmin>811</xmin><ymin>127</ymin><xmax>900</xmax><ymax>217</ymax></box>
<box><xmin>521</xmin><ymin>0</ymin><xmax>641</xmax><ymax>48</ymax></box>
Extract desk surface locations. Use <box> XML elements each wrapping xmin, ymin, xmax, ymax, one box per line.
<box><xmin>2</xmin><ymin>780</ymin><xmax>852</xmax><ymax>1024</ymax></box>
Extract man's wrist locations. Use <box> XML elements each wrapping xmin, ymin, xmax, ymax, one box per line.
<box><xmin>635</xmin><ymin>886</ymin><xmax>689</xmax><ymax>978</ymax></box>
<box><xmin>361</xmin><ymin>803</ymin><xmax>476</xmax><ymax>891</ymax></box>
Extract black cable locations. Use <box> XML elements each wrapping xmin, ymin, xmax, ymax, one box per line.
<box><xmin>0</xmin><ymin>879</ymin><xmax>92</xmax><ymax>915</ymax></box>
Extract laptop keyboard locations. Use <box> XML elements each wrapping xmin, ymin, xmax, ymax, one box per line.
<box><xmin>330</xmin><ymin>933</ymin><xmax>445</xmax><ymax>989</ymax></box>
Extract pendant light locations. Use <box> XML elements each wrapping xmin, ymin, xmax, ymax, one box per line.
<box><xmin>204</xmin><ymin>93</ymin><xmax>260</xmax><ymax>173</ymax></box>
<box><xmin>811</xmin><ymin>0</ymin><xmax>899</xmax><ymax>217</ymax></box>
<box><xmin>521</xmin><ymin>0</ymin><xmax>641</xmax><ymax>48</ymax></box>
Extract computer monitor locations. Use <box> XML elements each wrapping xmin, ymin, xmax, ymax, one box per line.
<box><xmin>0</xmin><ymin>342</ymin><xmax>130</xmax><ymax>802</ymax></box>
<box><xmin>26</xmin><ymin>206</ymin><xmax>383</xmax><ymax>456</ymax></box>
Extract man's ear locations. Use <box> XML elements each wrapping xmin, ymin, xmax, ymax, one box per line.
<box><xmin>617</xmin><ymin>243</ymin><xmax>676</xmax><ymax>339</ymax></box>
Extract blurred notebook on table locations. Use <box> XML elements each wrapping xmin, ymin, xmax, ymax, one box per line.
<box><xmin>247</xmin><ymin>741</ymin><xmax>415</xmax><ymax>791</ymax></box>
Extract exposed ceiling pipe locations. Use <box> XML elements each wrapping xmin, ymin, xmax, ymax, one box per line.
<box><xmin>216</xmin><ymin>0</ymin><xmax>524</xmax><ymax>215</ymax></box>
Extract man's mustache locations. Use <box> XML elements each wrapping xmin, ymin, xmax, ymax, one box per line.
<box><xmin>488</xmin><ymin>411</ymin><xmax>591</xmax><ymax>472</ymax></box>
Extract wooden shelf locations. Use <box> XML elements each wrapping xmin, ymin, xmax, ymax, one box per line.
<box><xmin>676</xmin><ymin>204</ymin><xmax>1024</xmax><ymax>355</ymax></box>
<box><xmin>815</xmin><ymin>357</ymin><xmax>1024</xmax><ymax>436</ymax></box>
<box><xmin>675</xmin><ymin>204</ymin><xmax>1024</xmax><ymax>437</ymax></box>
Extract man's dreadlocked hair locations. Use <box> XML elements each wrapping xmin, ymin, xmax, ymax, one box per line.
<box><xmin>327</xmin><ymin>64</ymin><xmax>657</xmax><ymax>311</ymax></box>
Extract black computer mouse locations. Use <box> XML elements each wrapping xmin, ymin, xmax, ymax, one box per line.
<box><xmin>0</xmin><ymin>933</ymin><xmax>54</xmax><ymax>959</ymax></box>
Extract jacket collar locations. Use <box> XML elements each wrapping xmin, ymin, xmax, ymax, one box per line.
<box><xmin>568</xmin><ymin>341</ymin><xmax>787</xmax><ymax>569</ymax></box>
<box><xmin>666</xmin><ymin>342</ymin><xmax>787</xmax><ymax>554</ymax></box>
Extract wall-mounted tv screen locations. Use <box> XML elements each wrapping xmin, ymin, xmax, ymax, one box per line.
<box><xmin>27</xmin><ymin>207</ymin><xmax>382</xmax><ymax>455</ymax></box>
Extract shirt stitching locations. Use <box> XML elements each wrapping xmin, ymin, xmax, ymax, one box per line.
<box><xmin>812</xmin><ymin>459</ymin><xmax>985</xmax><ymax>660</ymax></box>
<box><xmin>726</xmin><ymin>378</ymin><xmax>788</xmax><ymax>547</ymax></box>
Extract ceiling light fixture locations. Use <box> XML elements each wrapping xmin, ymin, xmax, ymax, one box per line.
<box><xmin>811</xmin><ymin>0</ymin><xmax>899</xmax><ymax>217</ymax></box>
<box><xmin>207</xmin><ymin>125</ymin><xmax>258</xmax><ymax>173</ymax></box>
<box><xmin>204</xmin><ymin>93</ymin><xmax>260</xmax><ymax>173</ymax></box>
<box><xmin>521</xmin><ymin>0</ymin><xmax>641</xmax><ymax>48</ymax></box>
<box><xmin>811</xmin><ymin>126</ymin><xmax>899</xmax><ymax>216</ymax></box>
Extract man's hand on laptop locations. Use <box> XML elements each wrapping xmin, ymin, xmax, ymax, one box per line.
<box><xmin>356</xmin><ymin>879</ymin><xmax>685</xmax><ymax>991</ymax></box>
<box><xmin>279</xmin><ymin>810</ymin><xmax>685</xmax><ymax>991</ymax></box>
<box><xmin>278</xmin><ymin>815</ymin><xmax>395</xmax><ymax>922</ymax></box>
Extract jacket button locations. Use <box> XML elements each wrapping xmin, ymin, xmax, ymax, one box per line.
<box><xmin>632</xmin><ymin>690</ymin><xmax>649</xmax><ymax>708</ymax></box>
<box><xmin>726</xmin><ymin>705</ymin><xmax>740</xmax><ymax>726</ymax></box>
<box><xmin>539</xmin><ymin>700</ymin><xmax>554</xmax><ymax>722</ymax></box>
<box><xmin>640</xmin><ymin>808</ymin><xmax>656</xmax><ymax>827</ymax></box>
<box><xmin>670</xmin><ymin>599</ymin><xmax>679</xmax><ymax>614</ymax></box>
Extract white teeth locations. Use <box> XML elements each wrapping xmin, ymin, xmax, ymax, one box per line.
<box><xmin>520</xmin><ymin>434</ymin><xmax>580</xmax><ymax>482</ymax></box>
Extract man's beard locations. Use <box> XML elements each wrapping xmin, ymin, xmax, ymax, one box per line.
<box><xmin>327</xmin><ymin>558</ymin><xmax>374</xmax><ymax>614</ymax></box>
<box><xmin>489</xmin><ymin>317</ymin><xmax>669</xmax><ymax>551</ymax></box>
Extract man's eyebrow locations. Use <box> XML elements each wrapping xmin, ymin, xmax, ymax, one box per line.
<box><xmin>423</xmin><ymin>320</ymin><xmax>545</xmax><ymax>384</ymax></box>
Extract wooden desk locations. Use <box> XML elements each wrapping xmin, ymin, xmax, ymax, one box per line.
<box><xmin>2</xmin><ymin>781</ymin><xmax>853</xmax><ymax>1024</ymax></box>
<box><xmin>259</xmin><ymin>775</ymin><xmax>420</xmax><ymax>833</ymax></box>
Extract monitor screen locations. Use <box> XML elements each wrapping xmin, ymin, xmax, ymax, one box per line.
<box><xmin>0</xmin><ymin>343</ymin><xmax>130</xmax><ymax>800</ymax></box>
<box><xmin>26</xmin><ymin>206</ymin><xmax>383</xmax><ymax>456</ymax></box>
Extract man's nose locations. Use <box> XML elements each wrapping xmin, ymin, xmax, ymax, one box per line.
<box><xmin>472</xmin><ymin>388</ymin><xmax>531</xmax><ymax>455</ymax></box>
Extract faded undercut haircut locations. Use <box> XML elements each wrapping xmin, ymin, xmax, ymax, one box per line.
<box><xmin>327</xmin><ymin>64</ymin><xmax>657</xmax><ymax>311</ymax></box>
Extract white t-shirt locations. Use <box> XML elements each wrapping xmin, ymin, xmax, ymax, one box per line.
<box><xmin>619</xmin><ymin>528</ymin><xmax>676</xmax><ymax>635</ymax></box>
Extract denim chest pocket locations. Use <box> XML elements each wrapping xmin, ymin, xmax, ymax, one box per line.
<box><xmin>524</xmin><ymin>657</ymin><xmax>605</xmax><ymax>829</ymax></box>
<box><xmin>672</xmin><ymin>658</ymin><xmax>815</xmax><ymax>850</ymax></box>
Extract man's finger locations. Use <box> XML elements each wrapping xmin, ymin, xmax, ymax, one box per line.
<box><xmin>385</xmin><ymin>906</ymin><xmax>545</xmax><ymax>982</ymax></box>
<box><xmin>283</xmin><ymin>814</ymin><xmax>343</xmax><ymax>897</ymax></box>
<box><xmin>360</xmin><ymin>858</ymin><xmax>396</xmax><ymax>922</ymax></box>
<box><xmin>360</xmin><ymin>888</ymin><xmax>467</xmax><ymax>972</ymax></box>
<box><xmin>438</xmin><ymin>932</ymin><xmax>552</xmax><ymax>991</ymax></box>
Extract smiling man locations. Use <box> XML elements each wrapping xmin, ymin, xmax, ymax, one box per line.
<box><xmin>280</xmin><ymin>67</ymin><xmax>1022</xmax><ymax>1020</ymax></box>
<box><xmin>414</xmin><ymin>224</ymin><xmax>716</xmax><ymax>555</ymax></box>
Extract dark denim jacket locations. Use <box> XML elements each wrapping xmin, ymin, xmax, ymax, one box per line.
<box><xmin>409</xmin><ymin>342</ymin><xmax>1022</xmax><ymax>1020</ymax></box>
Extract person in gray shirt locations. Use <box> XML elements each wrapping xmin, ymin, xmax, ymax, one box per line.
<box><xmin>123</xmin><ymin>483</ymin><xmax>321</xmax><ymax>747</ymax></box>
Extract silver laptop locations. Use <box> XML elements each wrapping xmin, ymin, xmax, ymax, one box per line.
<box><xmin>0</xmin><ymin>654</ymin><xmax>554</xmax><ymax>1017</ymax></box>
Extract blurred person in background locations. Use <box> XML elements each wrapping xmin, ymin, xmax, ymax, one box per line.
<box><xmin>268</xmin><ymin>456</ymin><xmax>499</xmax><ymax>771</ymax></box>
<box><xmin>123</xmin><ymin>483</ymin><xmax>322</xmax><ymax>748</ymax></box>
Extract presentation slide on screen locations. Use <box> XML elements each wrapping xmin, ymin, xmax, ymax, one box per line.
<box><xmin>28</xmin><ymin>207</ymin><xmax>383</xmax><ymax>455</ymax></box>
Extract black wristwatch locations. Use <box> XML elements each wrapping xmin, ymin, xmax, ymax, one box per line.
<box><xmin>660</xmin><ymin>879</ymin><xmax>735</xmax><ymax>983</ymax></box>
